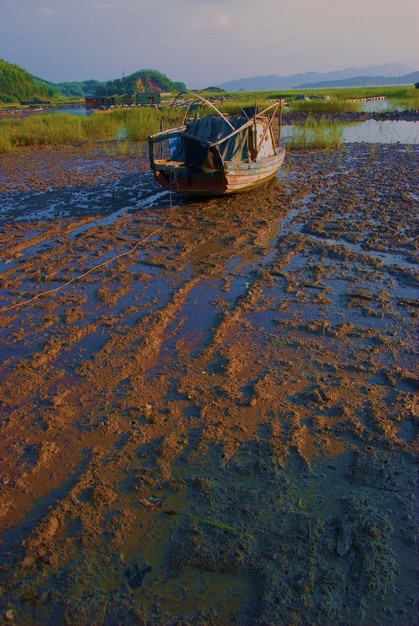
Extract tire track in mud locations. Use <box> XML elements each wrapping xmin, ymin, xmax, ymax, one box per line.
<box><xmin>0</xmin><ymin>188</ymin><xmax>287</xmax><ymax>526</ymax></box>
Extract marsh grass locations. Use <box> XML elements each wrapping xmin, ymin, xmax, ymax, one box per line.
<box><xmin>82</xmin><ymin>114</ymin><xmax>122</xmax><ymax>139</ymax></box>
<box><xmin>109</xmin><ymin>107</ymin><xmax>183</xmax><ymax>140</ymax></box>
<box><xmin>0</xmin><ymin>113</ymin><xmax>124</xmax><ymax>151</ymax></box>
<box><xmin>1</xmin><ymin>83</ymin><xmax>416</xmax><ymax>155</ymax></box>
<box><xmin>0</xmin><ymin>127</ymin><xmax>12</xmax><ymax>153</ymax></box>
<box><xmin>123</xmin><ymin>108</ymin><xmax>164</xmax><ymax>141</ymax></box>
<box><xmin>11</xmin><ymin>114</ymin><xmax>86</xmax><ymax>147</ymax></box>
<box><xmin>102</xmin><ymin>140</ymin><xmax>130</xmax><ymax>158</ymax></box>
<box><xmin>285</xmin><ymin>115</ymin><xmax>343</xmax><ymax>150</ymax></box>
<box><xmin>0</xmin><ymin>108</ymin><xmax>169</xmax><ymax>152</ymax></box>
<box><xmin>102</xmin><ymin>139</ymin><xmax>145</xmax><ymax>158</ymax></box>
<box><xmin>289</xmin><ymin>99</ymin><xmax>362</xmax><ymax>114</ymax></box>
<box><xmin>217</xmin><ymin>101</ymin><xmax>258</xmax><ymax>116</ymax></box>
<box><xmin>201</xmin><ymin>95</ymin><xmax>362</xmax><ymax>117</ymax></box>
<box><xmin>216</xmin><ymin>85</ymin><xmax>418</xmax><ymax>113</ymax></box>
<box><xmin>390</xmin><ymin>93</ymin><xmax>419</xmax><ymax>111</ymax></box>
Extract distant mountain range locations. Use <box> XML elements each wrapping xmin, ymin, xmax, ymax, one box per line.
<box><xmin>297</xmin><ymin>71</ymin><xmax>419</xmax><ymax>90</ymax></box>
<box><xmin>216</xmin><ymin>63</ymin><xmax>418</xmax><ymax>92</ymax></box>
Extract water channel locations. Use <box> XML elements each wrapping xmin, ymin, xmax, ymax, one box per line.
<box><xmin>281</xmin><ymin>119</ymin><xmax>418</xmax><ymax>144</ymax></box>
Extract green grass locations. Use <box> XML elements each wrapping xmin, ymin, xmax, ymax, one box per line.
<box><xmin>0</xmin><ymin>106</ymin><xmax>185</xmax><ymax>153</ymax></box>
<box><xmin>0</xmin><ymin>112</ymin><xmax>123</xmax><ymax>151</ymax></box>
<box><xmin>285</xmin><ymin>115</ymin><xmax>344</xmax><ymax>151</ymax></box>
<box><xmin>289</xmin><ymin>99</ymin><xmax>362</xmax><ymax>114</ymax></box>
<box><xmin>0</xmin><ymin>114</ymin><xmax>85</xmax><ymax>150</ymax></box>
<box><xmin>116</xmin><ymin>107</ymin><xmax>173</xmax><ymax>141</ymax></box>
<box><xmin>201</xmin><ymin>85</ymin><xmax>418</xmax><ymax>114</ymax></box>
<box><xmin>0</xmin><ymin>84</ymin><xmax>416</xmax><ymax>154</ymax></box>
<box><xmin>81</xmin><ymin>113</ymin><xmax>122</xmax><ymax>139</ymax></box>
<box><xmin>0</xmin><ymin>126</ymin><xmax>12</xmax><ymax>153</ymax></box>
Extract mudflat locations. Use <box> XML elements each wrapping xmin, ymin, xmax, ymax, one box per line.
<box><xmin>0</xmin><ymin>140</ymin><xmax>417</xmax><ymax>625</ymax></box>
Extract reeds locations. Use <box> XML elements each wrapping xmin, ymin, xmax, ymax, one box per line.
<box><xmin>0</xmin><ymin>113</ymin><xmax>114</xmax><ymax>152</ymax></box>
<box><xmin>1</xmin><ymin>83</ymin><xmax>416</xmax><ymax>155</ymax></box>
<box><xmin>82</xmin><ymin>114</ymin><xmax>122</xmax><ymax>139</ymax></box>
<box><xmin>12</xmin><ymin>114</ymin><xmax>87</xmax><ymax>146</ymax></box>
<box><xmin>290</xmin><ymin>99</ymin><xmax>362</xmax><ymax>114</ymax></box>
<box><xmin>389</xmin><ymin>92</ymin><xmax>419</xmax><ymax>111</ymax></box>
<box><xmin>0</xmin><ymin>127</ymin><xmax>12</xmax><ymax>153</ymax></box>
<box><xmin>285</xmin><ymin>115</ymin><xmax>343</xmax><ymax>150</ymax></box>
<box><xmin>123</xmin><ymin>108</ymin><xmax>166</xmax><ymax>141</ymax></box>
<box><xmin>0</xmin><ymin>107</ymin><xmax>182</xmax><ymax>153</ymax></box>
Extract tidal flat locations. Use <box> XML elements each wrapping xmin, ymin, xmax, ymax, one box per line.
<box><xmin>0</xmin><ymin>139</ymin><xmax>417</xmax><ymax>625</ymax></box>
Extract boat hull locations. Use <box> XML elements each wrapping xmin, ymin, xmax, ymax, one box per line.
<box><xmin>153</xmin><ymin>149</ymin><xmax>285</xmax><ymax>197</ymax></box>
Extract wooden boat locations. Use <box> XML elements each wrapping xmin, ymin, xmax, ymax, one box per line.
<box><xmin>148</xmin><ymin>94</ymin><xmax>285</xmax><ymax>196</ymax></box>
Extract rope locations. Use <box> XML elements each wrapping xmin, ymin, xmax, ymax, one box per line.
<box><xmin>1</xmin><ymin>142</ymin><xmax>335</xmax><ymax>314</ymax></box>
<box><xmin>1</xmin><ymin>217</ymin><xmax>171</xmax><ymax>313</ymax></box>
<box><xmin>285</xmin><ymin>145</ymin><xmax>343</xmax><ymax>157</ymax></box>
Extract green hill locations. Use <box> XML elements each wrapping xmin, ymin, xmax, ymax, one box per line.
<box><xmin>0</xmin><ymin>60</ymin><xmax>186</xmax><ymax>102</ymax></box>
<box><xmin>54</xmin><ymin>79</ymin><xmax>105</xmax><ymax>99</ymax></box>
<box><xmin>0</xmin><ymin>59</ymin><xmax>56</xmax><ymax>103</ymax></box>
<box><xmin>56</xmin><ymin>70</ymin><xmax>185</xmax><ymax>98</ymax></box>
<box><xmin>91</xmin><ymin>69</ymin><xmax>185</xmax><ymax>96</ymax></box>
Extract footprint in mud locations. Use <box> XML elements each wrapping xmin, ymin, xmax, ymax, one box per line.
<box><xmin>124</xmin><ymin>562</ymin><xmax>152</xmax><ymax>589</ymax></box>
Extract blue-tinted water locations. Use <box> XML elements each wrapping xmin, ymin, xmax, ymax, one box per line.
<box><xmin>52</xmin><ymin>108</ymin><xmax>89</xmax><ymax>116</ymax></box>
<box><xmin>282</xmin><ymin>120</ymin><xmax>418</xmax><ymax>144</ymax></box>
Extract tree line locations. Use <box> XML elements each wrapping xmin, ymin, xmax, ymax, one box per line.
<box><xmin>0</xmin><ymin>59</ymin><xmax>186</xmax><ymax>103</ymax></box>
<box><xmin>0</xmin><ymin>59</ymin><xmax>56</xmax><ymax>103</ymax></box>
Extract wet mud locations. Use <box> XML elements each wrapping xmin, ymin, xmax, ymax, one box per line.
<box><xmin>0</xmin><ymin>140</ymin><xmax>417</xmax><ymax>625</ymax></box>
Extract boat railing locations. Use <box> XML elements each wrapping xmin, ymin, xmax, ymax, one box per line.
<box><xmin>149</xmin><ymin>125</ymin><xmax>187</xmax><ymax>142</ymax></box>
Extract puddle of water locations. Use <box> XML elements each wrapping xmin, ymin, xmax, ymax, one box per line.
<box><xmin>341</xmin><ymin>119</ymin><xmax>419</xmax><ymax>144</ymax></box>
<box><xmin>52</xmin><ymin>108</ymin><xmax>89</xmax><ymax>116</ymax></box>
<box><xmin>304</xmin><ymin>234</ymin><xmax>418</xmax><ymax>271</ymax></box>
<box><xmin>282</xmin><ymin>120</ymin><xmax>419</xmax><ymax>144</ymax></box>
<box><xmin>276</xmin><ymin>204</ymin><xmax>417</xmax><ymax>273</ymax></box>
<box><xmin>159</xmin><ymin>280</ymin><xmax>222</xmax><ymax>361</ymax></box>
<box><xmin>361</xmin><ymin>100</ymin><xmax>391</xmax><ymax>112</ymax></box>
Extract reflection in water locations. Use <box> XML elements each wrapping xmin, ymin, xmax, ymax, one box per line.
<box><xmin>341</xmin><ymin>119</ymin><xmax>418</xmax><ymax>144</ymax></box>
<box><xmin>282</xmin><ymin>120</ymin><xmax>418</xmax><ymax>144</ymax></box>
<box><xmin>52</xmin><ymin>107</ymin><xmax>89</xmax><ymax>116</ymax></box>
<box><xmin>361</xmin><ymin>99</ymin><xmax>391</xmax><ymax>112</ymax></box>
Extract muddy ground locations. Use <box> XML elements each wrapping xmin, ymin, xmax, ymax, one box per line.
<box><xmin>0</xmin><ymin>139</ymin><xmax>417</xmax><ymax>626</ymax></box>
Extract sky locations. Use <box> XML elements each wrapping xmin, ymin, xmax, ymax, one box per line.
<box><xmin>0</xmin><ymin>0</ymin><xmax>418</xmax><ymax>88</ymax></box>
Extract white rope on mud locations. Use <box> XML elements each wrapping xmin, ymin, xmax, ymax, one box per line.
<box><xmin>285</xmin><ymin>146</ymin><xmax>343</xmax><ymax>157</ymax></box>
<box><xmin>1</xmin><ymin>216</ymin><xmax>172</xmax><ymax>313</ymax></box>
<box><xmin>1</xmin><ymin>145</ymin><xmax>338</xmax><ymax>314</ymax></box>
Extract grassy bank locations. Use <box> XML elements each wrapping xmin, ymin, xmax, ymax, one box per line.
<box><xmin>284</xmin><ymin>115</ymin><xmax>344</xmax><ymax>150</ymax></box>
<box><xmin>0</xmin><ymin>113</ymin><xmax>119</xmax><ymax>153</ymax></box>
<box><xmin>289</xmin><ymin>99</ymin><xmax>362</xmax><ymax>114</ymax></box>
<box><xmin>215</xmin><ymin>85</ymin><xmax>418</xmax><ymax>107</ymax></box>
<box><xmin>0</xmin><ymin>107</ymin><xmax>183</xmax><ymax>153</ymax></box>
<box><xmin>179</xmin><ymin>85</ymin><xmax>418</xmax><ymax>118</ymax></box>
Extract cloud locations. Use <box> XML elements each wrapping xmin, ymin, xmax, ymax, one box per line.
<box><xmin>217</xmin><ymin>13</ymin><xmax>231</xmax><ymax>27</ymax></box>
<box><xmin>34</xmin><ymin>6</ymin><xmax>54</xmax><ymax>15</ymax></box>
